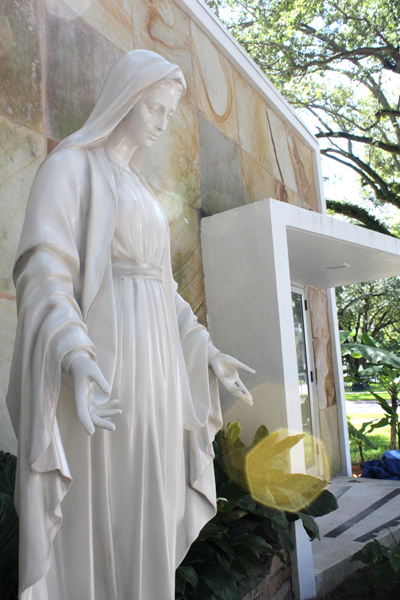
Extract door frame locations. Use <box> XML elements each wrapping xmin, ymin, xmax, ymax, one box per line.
<box><xmin>291</xmin><ymin>283</ymin><xmax>323</xmax><ymax>477</ymax></box>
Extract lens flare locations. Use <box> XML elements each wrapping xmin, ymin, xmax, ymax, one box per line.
<box><xmin>223</xmin><ymin>428</ymin><xmax>330</xmax><ymax>513</ymax></box>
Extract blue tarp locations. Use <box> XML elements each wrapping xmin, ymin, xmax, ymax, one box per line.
<box><xmin>362</xmin><ymin>450</ymin><xmax>400</xmax><ymax>480</ymax></box>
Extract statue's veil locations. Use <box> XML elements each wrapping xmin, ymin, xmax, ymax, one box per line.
<box><xmin>52</xmin><ymin>49</ymin><xmax>186</xmax><ymax>156</ymax></box>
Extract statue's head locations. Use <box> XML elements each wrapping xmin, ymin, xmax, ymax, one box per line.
<box><xmin>117</xmin><ymin>71</ymin><xmax>185</xmax><ymax>150</ymax></box>
<box><xmin>51</xmin><ymin>50</ymin><xmax>186</xmax><ymax>154</ymax></box>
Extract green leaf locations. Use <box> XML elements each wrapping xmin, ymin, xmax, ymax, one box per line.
<box><xmin>370</xmin><ymin>391</ymin><xmax>396</xmax><ymax>416</ymax></box>
<box><xmin>217</xmin><ymin>498</ymin><xmax>233</xmax><ymax>513</ymax></box>
<box><xmin>198</xmin><ymin>564</ymin><xmax>241</xmax><ymax>600</ymax></box>
<box><xmin>361</xmin><ymin>333</ymin><xmax>379</xmax><ymax>348</ymax></box>
<box><xmin>250</xmin><ymin>425</ymin><xmax>270</xmax><ymax>448</ymax></box>
<box><xmin>232</xmin><ymin>546</ymin><xmax>265</xmax><ymax>590</ymax></box>
<box><xmin>347</xmin><ymin>421</ymin><xmax>377</xmax><ymax>449</ymax></box>
<box><xmin>236</xmin><ymin>496</ymin><xmax>256</xmax><ymax>512</ymax></box>
<box><xmin>197</xmin><ymin>523</ymin><xmax>229</xmax><ymax>542</ymax></box>
<box><xmin>368</xmin><ymin>417</ymin><xmax>390</xmax><ymax>431</ymax></box>
<box><xmin>226</xmin><ymin>421</ymin><xmax>242</xmax><ymax>446</ymax></box>
<box><xmin>231</xmin><ymin>533</ymin><xmax>274</xmax><ymax>556</ymax></box>
<box><xmin>342</xmin><ymin>343</ymin><xmax>400</xmax><ymax>369</ymax></box>
<box><xmin>388</xmin><ymin>548</ymin><xmax>400</xmax><ymax>575</ymax></box>
<box><xmin>176</xmin><ymin>565</ymin><xmax>198</xmax><ymax>591</ymax></box>
<box><xmin>339</xmin><ymin>330</ymin><xmax>353</xmax><ymax>344</ymax></box>
<box><xmin>298</xmin><ymin>512</ymin><xmax>320</xmax><ymax>541</ymax></box>
<box><xmin>0</xmin><ymin>492</ymin><xmax>19</xmax><ymax>575</ymax></box>
<box><xmin>217</xmin><ymin>482</ymin><xmax>246</xmax><ymax>508</ymax></box>
<box><xmin>221</xmin><ymin>510</ymin><xmax>247</xmax><ymax>524</ymax></box>
<box><xmin>301</xmin><ymin>490</ymin><xmax>338</xmax><ymax>518</ymax></box>
<box><xmin>0</xmin><ymin>453</ymin><xmax>16</xmax><ymax>497</ymax></box>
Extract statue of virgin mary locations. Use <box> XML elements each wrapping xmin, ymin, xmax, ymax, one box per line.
<box><xmin>6</xmin><ymin>50</ymin><xmax>254</xmax><ymax>600</ymax></box>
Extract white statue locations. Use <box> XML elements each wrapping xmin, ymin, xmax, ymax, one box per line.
<box><xmin>6</xmin><ymin>50</ymin><xmax>254</xmax><ymax>600</ymax></box>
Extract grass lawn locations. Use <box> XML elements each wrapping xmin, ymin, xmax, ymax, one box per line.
<box><xmin>346</xmin><ymin>391</ymin><xmax>391</xmax><ymax>465</ymax></box>
<box><xmin>344</xmin><ymin>382</ymin><xmax>391</xmax><ymax>402</ymax></box>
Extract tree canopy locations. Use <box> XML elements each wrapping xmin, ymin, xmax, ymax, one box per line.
<box><xmin>337</xmin><ymin>278</ymin><xmax>400</xmax><ymax>351</ymax></box>
<box><xmin>208</xmin><ymin>0</ymin><xmax>400</xmax><ymax>235</ymax></box>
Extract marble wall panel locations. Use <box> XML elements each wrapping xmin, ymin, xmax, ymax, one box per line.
<box><xmin>0</xmin><ymin>117</ymin><xmax>45</xmax><ymax>454</ymax></box>
<box><xmin>234</xmin><ymin>72</ymin><xmax>280</xmax><ymax>180</ymax></box>
<box><xmin>308</xmin><ymin>287</ymin><xmax>330</xmax><ymax>339</ymax></box>
<box><xmin>191</xmin><ymin>22</ymin><xmax>238</xmax><ymax>143</ymax></box>
<box><xmin>198</xmin><ymin>114</ymin><xmax>244</xmax><ymax>216</ymax></box>
<box><xmin>45</xmin><ymin>0</ymin><xmax>122</xmax><ymax>141</ymax></box>
<box><xmin>142</xmin><ymin>100</ymin><xmax>201</xmax><ymax>209</ymax></box>
<box><xmin>319</xmin><ymin>405</ymin><xmax>341</xmax><ymax>477</ymax></box>
<box><xmin>266</xmin><ymin>108</ymin><xmax>298</xmax><ymax>194</ymax></box>
<box><xmin>132</xmin><ymin>0</ymin><xmax>195</xmax><ymax>107</ymax></box>
<box><xmin>313</xmin><ymin>337</ymin><xmax>336</xmax><ymax>409</ymax></box>
<box><xmin>241</xmin><ymin>149</ymin><xmax>288</xmax><ymax>205</ymax></box>
<box><xmin>0</xmin><ymin>298</ymin><xmax>18</xmax><ymax>454</ymax></box>
<box><xmin>286</xmin><ymin>187</ymin><xmax>314</xmax><ymax>211</ymax></box>
<box><xmin>60</xmin><ymin>0</ymin><xmax>133</xmax><ymax>51</ymax></box>
<box><xmin>0</xmin><ymin>0</ymin><xmax>43</xmax><ymax>132</ymax></box>
<box><xmin>308</xmin><ymin>287</ymin><xmax>336</xmax><ymax>411</ymax></box>
<box><xmin>0</xmin><ymin>117</ymin><xmax>46</xmax><ymax>294</ymax></box>
<box><xmin>287</xmin><ymin>130</ymin><xmax>318</xmax><ymax>211</ymax></box>
<box><xmin>158</xmin><ymin>192</ymin><xmax>207</xmax><ymax>325</ymax></box>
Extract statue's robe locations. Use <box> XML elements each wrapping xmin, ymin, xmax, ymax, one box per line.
<box><xmin>7</xmin><ymin>145</ymin><xmax>222</xmax><ymax>599</ymax></box>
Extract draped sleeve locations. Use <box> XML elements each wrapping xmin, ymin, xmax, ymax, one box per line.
<box><xmin>6</xmin><ymin>148</ymin><xmax>96</xmax><ymax>595</ymax></box>
<box><xmin>163</xmin><ymin>269</ymin><xmax>223</xmax><ymax>565</ymax></box>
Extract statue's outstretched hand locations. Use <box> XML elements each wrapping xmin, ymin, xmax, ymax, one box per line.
<box><xmin>70</xmin><ymin>356</ymin><xmax>122</xmax><ymax>436</ymax></box>
<box><xmin>209</xmin><ymin>353</ymin><xmax>255</xmax><ymax>405</ymax></box>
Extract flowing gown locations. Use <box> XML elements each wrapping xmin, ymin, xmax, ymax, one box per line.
<box><xmin>43</xmin><ymin>163</ymin><xmax>189</xmax><ymax>600</ymax></box>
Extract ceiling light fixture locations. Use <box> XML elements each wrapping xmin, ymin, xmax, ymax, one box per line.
<box><xmin>323</xmin><ymin>262</ymin><xmax>351</xmax><ymax>270</ymax></box>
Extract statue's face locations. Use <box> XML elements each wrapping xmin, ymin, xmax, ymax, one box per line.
<box><xmin>123</xmin><ymin>84</ymin><xmax>181</xmax><ymax>149</ymax></box>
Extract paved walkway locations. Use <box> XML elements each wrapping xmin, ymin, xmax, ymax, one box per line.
<box><xmin>312</xmin><ymin>476</ymin><xmax>400</xmax><ymax>598</ymax></box>
<box><xmin>346</xmin><ymin>399</ymin><xmax>385</xmax><ymax>417</ymax></box>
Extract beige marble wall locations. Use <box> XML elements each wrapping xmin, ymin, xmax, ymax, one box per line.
<box><xmin>0</xmin><ymin>0</ymin><xmax>329</xmax><ymax>457</ymax></box>
<box><xmin>308</xmin><ymin>287</ymin><xmax>339</xmax><ymax>474</ymax></box>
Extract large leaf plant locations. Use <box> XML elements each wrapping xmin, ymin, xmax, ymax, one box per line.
<box><xmin>342</xmin><ymin>332</ymin><xmax>400</xmax><ymax>449</ymax></box>
<box><xmin>175</xmin><ymin>422</ymin><xmax>338</xmax><ymax>600</ymax></box>
<box><xmin>0</xmin><ymin>452</ymin><xmax>18</xmax><ymax>600</ymax></box>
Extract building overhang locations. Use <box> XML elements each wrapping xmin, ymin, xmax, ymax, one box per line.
<box><xmin>278</xmin><ymin>202</ymin><xmax>400</xmax><ymax>289</ymax></box>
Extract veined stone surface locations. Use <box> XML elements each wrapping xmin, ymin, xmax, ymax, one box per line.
<box><xmin>0</xmin><ymin>117</ymin><xmax>46</xmax><ymax>294</ymax></box>
<box><xmin>0</xmin><ymin>0</ymin><xmax>43</xmax><ymax>132</ymax></box>
<box><xmin>234</xmin><ymin>71</ymin><xmax>280</xmax><ymax>179</ymax></box>
<box><xmin>198</xmin><ymin>114</ymin><xmax>244</xmax><ymax>216</ymax></box>
<box><xmin>0</xmin><ymin>298</ymin><xmax>18</xmax><ymax>454</ymax></box>
<box><xmin>192</xmin><ymin>22</ymin><xmax>238</xmax><ymax>143</ymax></box>
<box><xmin>158</xmin><ymin>191</ymin><xmax>207</xmax><ymax>325</ymax></box>
<box><xmin>241</xmin><ymin>149</ymin><xmax>287</xmax><ymax>205</ymax></box>
<box><xmin>133</xmin><ymin>0</ymin><xmax>196</xmax><ymax>107</ymax></box>
<box><xmin>142</xmin><ymin>99</ymin><xmax>201</xmax><ymax>209</ymax></box>
<box><xmin>287</xmin><ymin>129</ymin><xmax>318</xmax><ymax>210</ymax></box>
<box><xmin>45</xmin><ymin>0</ymin><xmax>122</xmax><ymax>141</ymax></box>
<box><xmin>0</xmin><ymin>116</ymin><xmax>45</xmax><ymax>454</ymax></box>
<box><xmin>266</xmin><ymin>108</ymin><xmax>298</xmax><ymax>194</ymax></box>
<box><xmin>308</xmin><ymin>287</ymin><xmax>336</xmax><ymax>410</ymax></box>
<box><xmin>319</xmin><ymin>405</ymin><xmax>341</xmax><ymax>477</ymax></box>
<box><xmin>60</xmin><ymin>0</ymin><xmax>134</xmax><ymax>51</ymax></box>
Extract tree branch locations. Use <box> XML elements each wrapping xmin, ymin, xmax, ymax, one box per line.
<box><xmin>316</xmin><ymin>131</ymin><xmax>400</xmax><ymax>154</ymax></box>
<box><xmin>322</xmin><ymin>149</ymin><xmax>400</xmax><ymax>208</ymax></box>
<box><xmin>326</xmin><ymin>200</ymin><xmax>395</xmax><ymax>236</ymax></box>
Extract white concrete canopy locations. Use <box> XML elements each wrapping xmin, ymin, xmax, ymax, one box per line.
<box><xmin>284</xmin><ymin>206</ymin><xmax>400</xmax><ymax>289</ymax></box>
<box><xmin>201</xmin><ymin>198</ymin><xmax>400</xmax><ymax>600</ymax></box>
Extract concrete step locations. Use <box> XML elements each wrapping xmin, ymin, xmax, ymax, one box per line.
<box><xmin>312</xmin><ymin>476</ymin><xmax>400</xmax><ymax>599</ymax></box>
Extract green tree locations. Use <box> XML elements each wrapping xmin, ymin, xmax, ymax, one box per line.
<box><xmin>208</xmin><ymin>0</ymin><xmax>400</xmax><ymax>234</ymax></box>
<box><xmin>336</xmin><ymin>278</ymin><xmax>400</xmax><ymax>368</ymax></box>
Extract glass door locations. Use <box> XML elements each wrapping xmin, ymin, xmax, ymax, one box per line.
<box><xmin>291</xmin><ymin>286</ymin><xmax>319</xmax><ymax>475</ymax></box>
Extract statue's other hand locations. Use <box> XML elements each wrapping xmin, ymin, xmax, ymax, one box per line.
<box><xmin>70</xmin><ymin>357</ymin><xmax>122</xmax><ymax>435</ymax></box>
<box><xmin>209</xmin><ymin>353</ymin><xmax>255</xmax><ymax>406</ymax></box>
